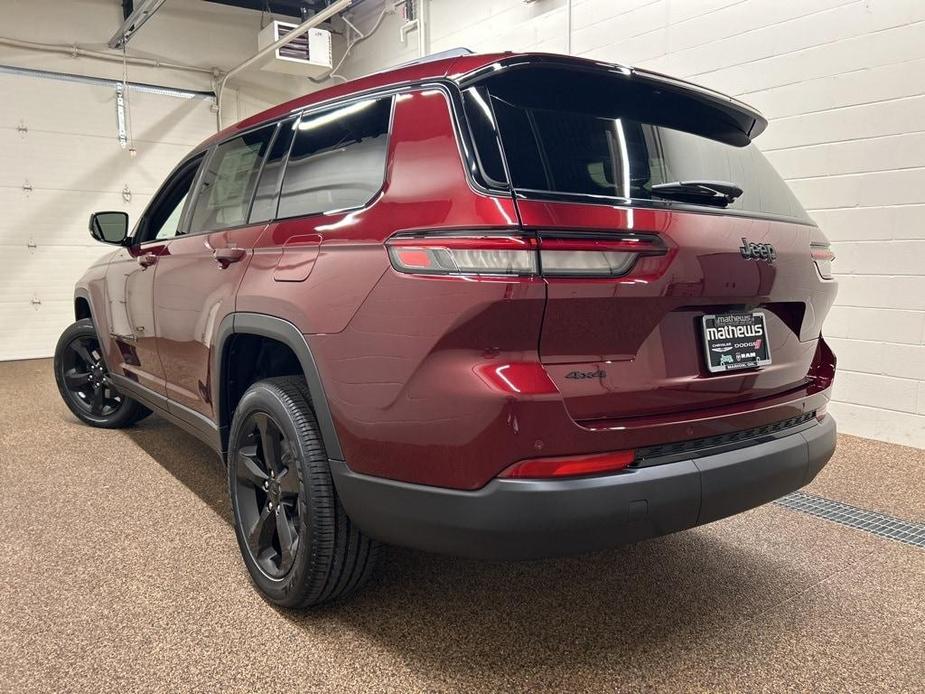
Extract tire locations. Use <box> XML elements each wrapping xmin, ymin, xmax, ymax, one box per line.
<box><xmin>53</xmin><ymin>318</ymin><xmax>152</xmax><ymax>428</ymax></box>
<box><xmin>227</xmin><ymin>376</ymin><xmax>379</xmax><ymax>608</ymax></box>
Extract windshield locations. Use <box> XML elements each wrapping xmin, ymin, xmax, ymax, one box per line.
<box><xmin>462</xmin><ymin>68</ymin><xmax>812</xmax><ymax>224</ymax></box>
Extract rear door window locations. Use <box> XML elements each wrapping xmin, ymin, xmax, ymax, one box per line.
<box><xmin>277</xmin><ymin>96</ymin><xmax>392</xmax><ymax>219</ymax></box>
<box><xmin>249</xmin><ymin>117</ymin><xmax>297</xmax><ymax>224</ymax></box>
<box><xmin>188</xmin><ymin>124</ymin><xmax>275</xmax><ymax>233</ymax></box>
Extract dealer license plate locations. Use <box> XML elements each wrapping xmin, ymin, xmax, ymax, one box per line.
<box><xmin>701</xmin><ymin>312</ymin><xmax>771</xmax><ymax>373</ymax></box>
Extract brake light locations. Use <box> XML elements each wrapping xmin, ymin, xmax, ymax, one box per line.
<box><xmin>811</xmin><ymin>242</ymin><xmax>835</xmax><ymax>279</ymax></box>
<box><xmin>498</xmin><ymin>449</ymin><xmax>636</xmax><ymax>479</ymax></box>
<box><xmin>387</xmin><ymin>231</ymin><xmax>667</xmax><ymax>278</ymax></box>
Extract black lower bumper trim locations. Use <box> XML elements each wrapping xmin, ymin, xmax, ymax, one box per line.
<box><xmin>331</xmin><ymin>416</ymin><xmax>837</xmax><ymax>560</ymax></box>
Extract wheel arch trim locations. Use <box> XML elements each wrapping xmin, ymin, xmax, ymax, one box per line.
<box><xmin>213</xmin><ymin>312</ymin><xmax>344</xmax><ymax>461</ymax></box>
<box><xmin>74</xmin><ymin>287</ymin><xmax>93</xmax><ymax>320</ymax></box>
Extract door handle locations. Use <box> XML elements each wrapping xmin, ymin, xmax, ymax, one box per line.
<box><xmin>138</xmin><ymin>253</ymin><xmax>158</xmax><ymax>268</ymax></box>
<box><xmin>212</xmin><ymin>247</ymin><xmax>246</xmax><ymax>267</ymax></box>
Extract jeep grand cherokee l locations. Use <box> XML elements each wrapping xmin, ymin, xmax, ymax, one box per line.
<box><xmin>54</xmin><ymin>52</ymin><xmax>837</xmax><ymax>608</ymax></box>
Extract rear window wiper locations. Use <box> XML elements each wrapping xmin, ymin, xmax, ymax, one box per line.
<box><xmin>650</xmin><ymin>180</ymin><xmax>743</xmax><ymax>207</ymax></box>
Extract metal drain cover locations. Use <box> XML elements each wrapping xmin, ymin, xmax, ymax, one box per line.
<box><xmin>775</xmin><ymin>491</ymin><xmax>925</xmax><ymax>548</ymax></box>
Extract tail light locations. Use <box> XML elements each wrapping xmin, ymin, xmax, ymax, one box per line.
<box><xmin>387</xmin><ymin>231</ymin><xmax>667</xmax><ymax>278</ymax></box>
<box><xmin>498</xmin><ymin>449</ymin><xmax>636</xmax><ymax>479</ymax></box>
<box><xmin>810</xmin><ymin>242</ymin><xmax>835</xmax><ymax>279</ymax></box>
<box><xmin>387</xmin><ymin>234</ymin><xmax>537</xmax><ymax>276</ymax></box>
<box><xmin>539</xmin><ymin>235</ymin><xmax>666</xmax><ymax>277</ymax></box>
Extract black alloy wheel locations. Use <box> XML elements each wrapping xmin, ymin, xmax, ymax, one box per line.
<box><xmin>227</xmin><ymin>376</ymin><xmax>379</xmax><ymax>608</ymax></box>
<box><xmin>234</xmin><ymin>411</ymin><xmax>302</xmax><ymax>579</ymax></box>
<box><xmin>53</xmin><ymin>318</ymin><xmax>151</xmax><ymax>428</ymax></box>
<box><xmin>60</xmin><ymin>334</ymin><xmax>123</xmax><ymax>417</ymax></box>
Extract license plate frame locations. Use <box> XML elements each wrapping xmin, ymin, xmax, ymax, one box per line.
<box><xmin>701</xmin><ymin>312</ymin><xmax>771</xmax><ymax>374</ymax></box>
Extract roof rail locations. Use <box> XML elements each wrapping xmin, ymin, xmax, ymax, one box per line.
<box><xmin>389</xmin><ymin>47</ymin><xmax>474</xmax><ymax>70</ymax></box>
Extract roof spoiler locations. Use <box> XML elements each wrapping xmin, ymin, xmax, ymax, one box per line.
<box><xmin>454</xmin><ymin>54</ymin><xmax>768</xmax><ymax>143</ymax></box>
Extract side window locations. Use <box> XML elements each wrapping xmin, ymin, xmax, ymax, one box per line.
<box><xmin>461</xmin><ymin>87</ymin><xmax>507</xmax><ymax>186</ymax></box>
<box><xmin>249</xmin><ymin>117</ymin><xmax>296</xmax><ymax>224</ymax></box>
<box><xmin>139</xmin><ymin>154</ymin><xmax>203</xmax><ymax>242</ymax></box>
<box><xmin>277</xmin><ymin>96</ymin><xmax>392</xmax><ymax>219</ymax></box>
<box><xmin>188</xmin><ymin>125</ymin><xmax>275</xmax><ymax>233</ymax></box>
<box><xmin>490</xmin><ymin>97</ymin><xmax>549</xmax><ymax>191</ymax></box>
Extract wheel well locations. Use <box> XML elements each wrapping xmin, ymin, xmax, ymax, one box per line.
<box><xmin>75</xmin><ymin>297</ymin><xmax>91</xmax><ymax>321</ymax></box>
<box><xmin>220</xmin><ymin>333</ymin><xmax>305</xmax><ymax>444</ymax></box>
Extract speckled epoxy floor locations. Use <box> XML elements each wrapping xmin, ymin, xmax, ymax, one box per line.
<box><xmin>1</xmin><ymin>359</ymin><xmax>923</xmax><ymax>693</ymax></box>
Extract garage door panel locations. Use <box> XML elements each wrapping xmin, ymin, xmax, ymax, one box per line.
<box><xmin>0</xmin><ymin>73</ymin><xmax>214</xmax><ymax>146</ymax></box>
<box><xmin>0</xmin><ymin>188</ymin><xmax>152</xmax><ymax>246</ymax></box>
<box><xmin>0</xmin><ymin>70</ymin><xmax>216</xmax><ymax>360</ymax></box>
<box><xmin>0</xmin><ymin>299</ymin><xmax>80</xmax><ymax>362</ymax></box>
<box><xmin>0</xmin><ymin>129</ymin><xmax>192</xmax><ymax>195</ymax></box>
<box><xmin>1</xmin><ymin>74</ymin><xmax>119</xmax><ymax>137</ymax></box>
<box><xmin>128</xmin><ymin>90</ymin><xmax>217</xmax><ymax>145</ymax></box>
<box><xmin>0</xmin><ymin>246</ymin><xmax>113</xmax><ymax>304</ymax></box>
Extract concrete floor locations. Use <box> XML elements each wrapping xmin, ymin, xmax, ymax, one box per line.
<box><xmin>1</xmin><ymin>358</ymin><xmax>923</xmax><ymax>693</ymax></box>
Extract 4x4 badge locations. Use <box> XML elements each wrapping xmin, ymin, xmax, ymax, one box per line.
<box><xmin>739</xmin><ymin>237</ymin><xmax>776</xmax><ymax>263</ymax></box>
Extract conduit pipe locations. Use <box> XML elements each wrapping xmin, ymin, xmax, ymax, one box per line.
<box><xmin>566</xmin><ymin>0</ymin><xmax>572</xmax><ymax>54</ymax></box>
<box><xmin>215</xmin><ymin>0</ymin><xmax>352</xmax><ymax>129</ymax></box>
<box><xmin>0</xmin><ymin>36</ymin><xmax>217</xmax><ymax>75</ymax></box>
<box><xmin>417</xmin><ymin>0</ymin><xmax>428</xmax><ymax>58</ymax></box>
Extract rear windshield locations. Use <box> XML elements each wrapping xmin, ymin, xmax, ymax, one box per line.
<box><xmin>463</xmin><ymin>68</ymin><xmax>811</xmax><ymax>224</ymax></box>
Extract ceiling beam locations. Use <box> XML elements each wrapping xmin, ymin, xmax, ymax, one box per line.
<box><xmin>108</xmin><ymin>0</ymin><xmax>167</xmax><ymax>49</ymax></box>
<box><xmin>201</xmin><ymin>1</ymin><xmax>338</xmax><ymax>19</ymax></box>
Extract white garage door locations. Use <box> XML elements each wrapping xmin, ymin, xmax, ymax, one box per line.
<box><xmin>0</xmin><ymin>68</ymin><xmax>217</xmax><ymax>361</ymax></box>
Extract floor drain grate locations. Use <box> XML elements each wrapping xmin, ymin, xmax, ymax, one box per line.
<box><xmin>775</xmin><ymin>491</ymin><xmax>925</xmax><ymax>548</ymax></box>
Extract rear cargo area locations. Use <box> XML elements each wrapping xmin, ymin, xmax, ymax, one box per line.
<box><xmin>462</xmin><ymin>62</ymin><xmax>838</xmax><ymax>425</ymax></box>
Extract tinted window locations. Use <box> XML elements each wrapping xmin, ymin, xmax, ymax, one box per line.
<box><xmin>249</xmin><ymin>118</ymin><xmax>296</xmax><ymax>224</ymax></box>
<box><xmin>140</xmin><ymin>154</ymin><xmax>203</xmax><ymax>241</ymax></box>
<box><xmin>492</xmin><ymin>100</ymin><xmax>546</xmax><ymax>190</ymax></box>
<box><xmin>461</xmin><ymin>87</ymin><xmax>507</xmax><ymax>185</ymax></box>
<box><xmin>188</xmin><ymin>125</ymin><xmax>275</xmax><ymax>233</ymax></box>
<box><xmin>154</xmin><ymin>192</ymin><xmax>190</xmax><ymax>239</ymax></box>
<box><xmin>475</xmin><ymin>70</ymin><xmax>810</xmax><ymax>223</ymax></box>
<box><xmin>278</xmin><ymin>96</ymin><xmax>391</xmax><ymax>219</ymax></box>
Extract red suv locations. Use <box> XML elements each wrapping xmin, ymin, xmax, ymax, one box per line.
<box><xmin>54</xmin><ymin>52</ymin><xmax>837</xmax><ymax>608</ymax></box>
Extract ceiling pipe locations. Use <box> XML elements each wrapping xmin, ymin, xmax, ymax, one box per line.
<box><xmin>0</xmin><ymin>36</ymin><xmax>216</xmax><ymax>76</ymax></box>
<box><xmin>215</xmin><ymin>0</ymin><xmax>352</xmax><ymax>130</ymax></box>
<box><xmin>418</xmin><ymin>0</ymin><xmax>429</xmax><ymax>58</ymax></box>
<box><xmin>566</xmin><ymin>0</ymin><xmax>572</xmax><ymax>54</ymax></box>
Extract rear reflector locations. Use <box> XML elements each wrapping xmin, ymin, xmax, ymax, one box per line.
<box><xmin>810</xmin><ymin>242</ymin><xmax>835</xmax><ymax>279</ymax></box>
<box><xmin>498</xmin><ymin>449</ymin><xmax>635</xmax><ymax>479</ymax></box>
<box><xmin>475</xmin><ymin>362</ymin><xmax>559</xmax><ymax>395</ymax></box>
<box><xmin>387</xmin><ymin>231</ymin><xmax>667</xmax><ymax>278</ymax></box>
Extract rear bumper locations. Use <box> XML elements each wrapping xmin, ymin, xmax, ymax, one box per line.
<box><xmin>331</xmin><ymin>415</ymin><xmax>836</xmax><ymax>560</ymax></box>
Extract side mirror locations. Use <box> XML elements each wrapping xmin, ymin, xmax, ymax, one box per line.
<box><xmin>89</xmin><ymin>211</ymin><xmax>129</xmax><ymax>245</ymax></box>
